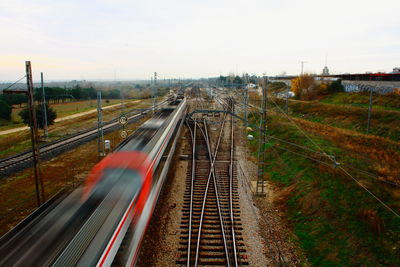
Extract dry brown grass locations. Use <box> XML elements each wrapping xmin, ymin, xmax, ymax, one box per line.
<box><xmin>0</xmin><ymin>99</ymin><xmax>154</xmax><ymax>158</ymax></box>
<box><xmin>0</xmin><ymin>115</ymin><xmax>148</xmax><ymax>235</ymax></box>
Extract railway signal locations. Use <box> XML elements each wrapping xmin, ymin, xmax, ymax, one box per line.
<box><xmin>120</xmin><ymin>130</ymin><xmax>128</xmax><ymax>139</ymax></box>
<box><xmin>119</xmin><ymin>115</ymin><xmax>128</xmax><ymax>125</ymax></box>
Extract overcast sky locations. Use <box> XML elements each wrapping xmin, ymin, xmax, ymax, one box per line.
<box><xmin>0</xmin><ymin>0</ymin><xmax>399</xmax><ymax>81</ymax></box>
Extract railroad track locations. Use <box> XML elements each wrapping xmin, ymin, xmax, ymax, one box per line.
<box><xmin>177</xmin><ymin>97</ymin><xmax>247</xmax><ymax>266</ymax></box>
<box><xmin>0</xmin><ymin>100</ymin><xmax>168</xmax><ymax>177</ymax></box>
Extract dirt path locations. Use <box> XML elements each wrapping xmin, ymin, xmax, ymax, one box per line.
<box><xmin>0</xmin><ymin>101</ymin><xmax>138</xmax><ymax>136</ymax></box>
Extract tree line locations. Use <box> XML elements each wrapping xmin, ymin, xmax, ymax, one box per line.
<box><xmin>0</xmin><ymin>85</ymin><xmax>122</xmax><ymax>122</ymax></box>
<box><xmin>0</xmin><ymin>85</ymin><xmax>123</xmax><ymax>107</ymax></box>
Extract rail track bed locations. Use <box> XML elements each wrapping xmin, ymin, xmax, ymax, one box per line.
<box><xmin>177</xmin><ymin>98</ymin><xmax>248</xmax><ymax>266</ymax></box>
<box><xmin>0</xmin><ymin>101</ymin><xmax>169</xmax><ymax>177</ymax></box>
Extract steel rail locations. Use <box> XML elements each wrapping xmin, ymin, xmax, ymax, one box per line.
<box><xmin>204</xmin><ymin>115</ymin><xmax>234</xmax><ymax>266</ymax></box>
<box><xmin>228</xmin><ymin>98</ymin><xmax>238</xmax><ymax>266</ymax></box>
<box><xmin>193</xmin><ymin>111</ymin><xmax>230</xmax><ymax>267</ymax></box>
<box><xmin>186</xmin><ymin>117</ymin><xmax>196</xmax><ymax>267</ymax></box>
<box><xmin>0</xmin><ymin>100</ymin><xmax>169</xmax><ymax>176</ymax></box>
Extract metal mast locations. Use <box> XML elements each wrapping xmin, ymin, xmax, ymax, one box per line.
<box><xmin>97</xmin><ymin>91</ymin><xmax>104</xmax><ymax>159</ymax></box>
<box><xmin>299</xmin><ymin>61</ymin><xmax>307</xmax><ymax>75</ymax></box>
<box><xmin>41</xmin><ymin>72</ymin><xmax>48</xmax><ymax>138</ymax></box>
<box><xmin>152</xmin><ymin>72</ymin><xmax>157</xmax><ymax>113</ymax></box>
<box><xmin>243</xmin><ymin>74</ymin><xmax>249</xmax><ymax>129</ymax></box>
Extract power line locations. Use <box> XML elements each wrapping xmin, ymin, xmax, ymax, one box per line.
<box><xmin>269</xmin><ymin>97</ymin><xmax>335</xmax><ymax>163</ymax></box>
<box><xmin>271</xmin><ymin>142</ymin><xmax>335</xmax><ymax>168</ymax></box>
<box><xmin>339</xmin><ymin>167</ymin><xmax>400</xmax><ymax>218</ymax></box>
<box><xmin>267</xmin><ymin>96</ymin><xmax>400</xmax><ymax>218</ymax></box>
<box><xmin>2</xmin><ymin>75</ymin><xmax>27</xmax><ymax>91</ymax></box>
<box><xmin>269</xmin><ymin>136</ymin><xmax>400</xmax><ymax>188</ymax></box>
<box><xmin>267</xmin><ymin>134</ymin><xmax>329</xmax><ymax>157</ymax></box>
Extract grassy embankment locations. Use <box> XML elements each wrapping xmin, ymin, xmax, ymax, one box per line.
<box><xmin>0</xmin><ymin>99</ymin><xmax>154</xmax><ymax>158</ymax></box>
<box><xmin>246</xmin><ymin>111</ymin><xmax>400</xmax><ymax>266</ymax></box>
<box><xmin>321</xmin><ymin>92</ymin><xmax>400</xmax><ymax>112</ymax></box>
<box><xmin>273</xmin><ymin>94</ymin><xmax>400</xmax><ymax>142</ymax></box>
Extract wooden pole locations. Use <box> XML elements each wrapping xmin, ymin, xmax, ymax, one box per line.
<box><xmin>26</xmin><ymin>61</ymin><xmax>45</xmax><ymax>205</ymax></box>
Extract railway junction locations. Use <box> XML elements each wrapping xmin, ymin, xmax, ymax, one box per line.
<box><xmin>0</xmin><ymin>88</ymin><xmax>301</xmax><ymax>266</ymax></box>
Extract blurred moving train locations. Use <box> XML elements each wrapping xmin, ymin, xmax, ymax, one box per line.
<box><xmin>0</xmin><ymin>97</ymin><xmax>187</xmax><ymax>267</ymax></box>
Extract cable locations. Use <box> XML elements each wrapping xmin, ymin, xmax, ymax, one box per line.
<box><xmin>339</xmin><ymin>166</ymin><xmax>400</xmax><ymax>218</ymax></box>
<box><xmin>269</xmin><ymin>97</ymin><xmax>335</xmax><ymax>163</ymax></box>
<box><xmin>2</xmin><ymin>75</ymin><xmax>26</xmax><ymax>91</ymax></box>
<box><xmin>267</xmin><ymin>134</ymin><xmax>329</xmax><ymax>157</ymax></box>
<box><xmin>271</xmin><ymin>142</ymin><xmax>335</xmax><ymax>168</ymax></box>
<box><xmin>267</xmin><ymin>97</ymin><xmax>400</xmax><ymax>218</ymax></box>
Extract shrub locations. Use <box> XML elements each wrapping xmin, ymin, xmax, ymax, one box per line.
<box><xmin>19</xmin><ymin>103</ymin><xmax>57</xmax><ymax>129</ymax></box>
<box><xmin>0</xmin><ymin>100</ymin><xmax>12</xmax><ymax>121</ymax></box>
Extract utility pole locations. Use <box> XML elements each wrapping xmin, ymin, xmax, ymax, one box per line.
<box><xmin>299</xmin><ymin>61</ymin><xmax>307</xmax><ymax>75</ymax></box>
<box><xmin>4</xmin><ymin>61</ymin><xmax>45</xmax><ymax>206</ymax></box>
<box><xmin>41</xmin><ymin>72</ymin><xmax>48</xmax><ymax>138</ymax></box>
<box><xmin>256</xmin><ymin>76</ymin><xmax>268</xmax><ymax>196</ymax></box>
<box><xmin>97</xmin><ymin>91</ymin><xmax>104</xmax><ymax>160</ymax></box>
<box><xmin>152</xmin><ymin>72</ymin><xmax>157</xmax><ymax>113</ymax></box>
<box><xmin>366</xmin><ymin>85</ymin><xmax>373</xmax><ymax>134</ymax></box>
<box><xmin>243</xmin><ymin>75</ymin><xmax>249</xmax><ymax>129</ymax></box>
<box><xmin>27</xmin><ymin>62</ymin><xmax>45</xmax><ymax>204</ymax></box>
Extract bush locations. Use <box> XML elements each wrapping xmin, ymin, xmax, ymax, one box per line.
<box><xmin>291</xmin><ymin>74</ymin><xmax>316</xmax><ymax>99</ymax></box>
<box><xmin>328</xmin><ymin>79</ymin><xmax>344</xmax><ymax>93</ymax></box>
<box><xmin>0</xmin><ymin>100</ymin><xmax>12</xmax><ymax>121</ymax></box>
<box><xmin>19</xmin><ymin>103</ymin><xmax>57</xmax><ymax>129</ymax></box>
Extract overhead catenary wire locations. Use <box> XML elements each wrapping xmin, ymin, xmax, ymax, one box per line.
<box><xmin>235</xmin><ymin>91</ymin><xmax>397</xmax><ymax>184</ymax></box>
<box><xmin>339</xmin><ymin>167</ymin><xmax>400</xmax><ymax>218</ymax></box>
<box><xmin>265</xmin><ymin>130</ymin><xmax>400</xmax><ymax>187</ymax></box>
<box><xmin>232</xmin><ymin>89</ymin><xmax>400</xmax><ymax>215</ymax></box>
<box><xmin>268</xmin><ymin>97</ymin><xmax>336</xmax><ymax>164</ymax></box>
<box><xmin>270</xmin><ymin>141</ymin><xmax>335</xmax><ymax>168</ymax></box>
<box><xmin>260</xmin><ymin>99</ymin><xmax>400</xmax><ymax>187</ymax></box>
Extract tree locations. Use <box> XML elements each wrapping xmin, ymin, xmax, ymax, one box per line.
<box><xmin>328</xmin><ymin>79</ymin><xmax>344</xmax><ymax>93</ymax></box>
<box><xmin>0</xmin><ymin>94</ymin><xmax>27</xmax><ymax>107</ymax></box>
<box><xmin>0</xmin><ymin>100</ymin><xmax>12</xmax><ymax>121</ymax></box>
<box><xmin>70</xmin><ymin>85</ymin><xmax>83</xmax><ymax>99</ymax></box>
<box><xmin>291</xmin><ymin>74</ymin><xmax>316</xmax><ymax>99</ymax></box>
<box><xmin>233</xmin><ymin>76</ymin><xmax>243</xmax><ymax>88</ymax></box>
<box><xmin>19</xmin><ymin>103</ymin><xmax>57</xmax><ymax>129</ymax></box>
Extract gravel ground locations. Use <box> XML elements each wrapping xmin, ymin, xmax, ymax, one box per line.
<box><xmin>137</xmin><ymin>129</ymin><xmax>188</xmax><ymax>266</ymax></box>
<box><xmin>236</xmin><ymin>126</ymin><xmax>307</xmax><ymax>267</ymax></box>
<box><xmin>137</xmin><ymin>98</ymin><xmax>306</xmax><ymax>266</ymax></box>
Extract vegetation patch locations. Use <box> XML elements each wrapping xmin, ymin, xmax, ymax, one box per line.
<box><xmin>247</xmin><ymin>113</ymin><xmax>400</xmax><ymax>266</ymax></box>
<box><xmin>321</xmin><ymin>92</ymin><xmax>400</xmax><ymax>111</ymax></box>
<box><xmin>274</xmin><ymin>98</ymin><xmax>400</xmax><ymax>142</ymax></box>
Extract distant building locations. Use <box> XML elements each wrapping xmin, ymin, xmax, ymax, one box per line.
<box><xmin>392</xmin><ymin>67</ymin><xmax>400</xmax><ymax>74</ymax></box>
<box><xmin>322</xmin><ymin>66</ymin><xmax>329</xmax><ymax>75</ymax></box>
